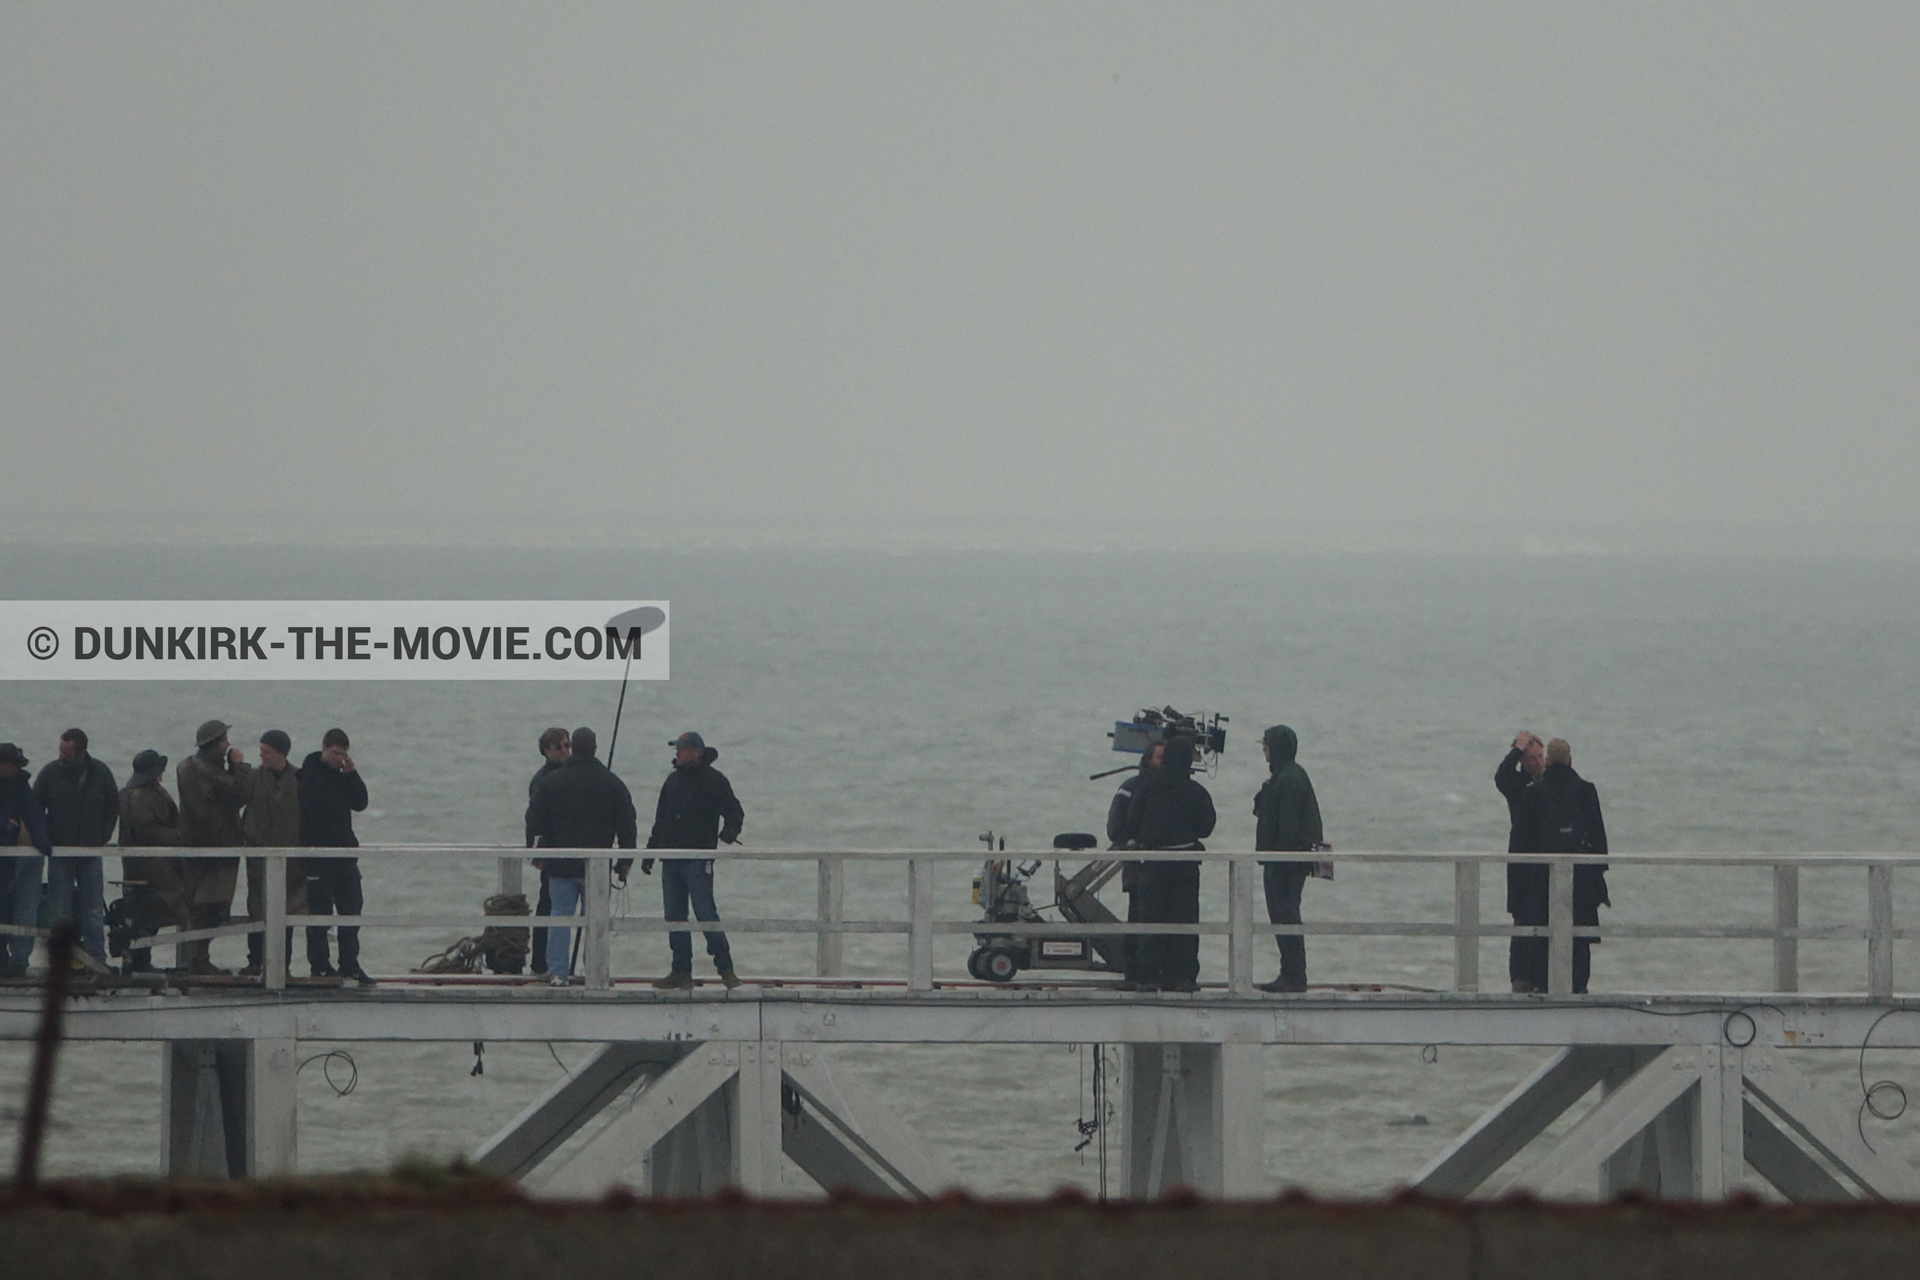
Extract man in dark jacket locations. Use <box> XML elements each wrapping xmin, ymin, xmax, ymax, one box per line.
<box><xmin>1120</xmin><ymin>736</ymin><xmax>1215</xmax><ymax>992</ymax></box>
<box><xmin>240</xmin><ymin>730</ymin><xmax>305</xmax><ymax>977</ymax></box>
<box><xmin>117</xmin><ymin>750</ymin><xmax>190</xmax><ymax>974</ymax></box>
<box><xmin>1254</xmin><ymin>724</ymin><xmax>1323</xmax><ymax>994</ymax></box>
<box><xmin>524</xmin><ymin>726</ymin><xmax>571</xmax><ymax>975</ymax></box>
<box><xmin>1107</xmin><ymin>744</ymin><xmax>1160</xmax><ymax>987</ymax></box>
<box><xmin>526</xmin><ymin>726</ymin><xmax>637</xmax><ymax>983</ymax></box>
<box><xmin>176</xmin><ymin>719</ymin><xmax>252</xmax><ymax>974</ymax></box>
<box><xmin>34</xmin><ymin>728</ymin><xmax>118</xmax><ymax>968</ymax></box>
<box><xmin>643</xmin><ymin>731</ymin><xmax>744</xmax><ymax>990</ymax></box>
<box><xmin>300</xmin><ymin>727</ymin><xmax>370</xmax><ymax>984</ymax></box>
<box><xmin>1496</xmin><ymin>731</ymin><xmax>1548</xmax><ymax>992</ymax></box>
<box><xmin>1508</xmin><ymin>737</ymin><xmax>1609</xmax><ymax>994</ymax></box>
<box><xmin>0</xmin><ymin>743</ymin><xmax>53</xmax><ymax>978</ymax></box>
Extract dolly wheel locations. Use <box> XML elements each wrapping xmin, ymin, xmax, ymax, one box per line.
<box><xmin>983</xmin><ymin>950</ymin><xmax>1019</xmax><ymax>983</ymax></box>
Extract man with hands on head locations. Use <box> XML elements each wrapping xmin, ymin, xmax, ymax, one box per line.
<box><xmin>300</xmin><ymin>727</ymin><xmax>371</xmax><ymax>985</ymax></box>
<box><xmin>1497</xmin><ymin>730</ymin><xmax>1549</xmax><ymax>993</ymax></box>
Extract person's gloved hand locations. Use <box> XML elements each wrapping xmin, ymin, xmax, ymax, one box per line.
<box><xmin>640</xmin><ymin>858</ymin><xmax>655</xmax><ymax>875</ymax></box>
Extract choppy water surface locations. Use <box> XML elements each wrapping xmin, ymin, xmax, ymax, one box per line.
<box><xmin>2</xmin><ymin>546</ymin><xmax>1919</xmax><ymax>1195</ymax></box>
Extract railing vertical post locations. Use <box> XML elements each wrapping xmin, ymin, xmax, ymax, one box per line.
<box><xmin>908</xmin><ymin>857</ymin><xmax>935</xmax><ymax>992</ymax></box>
<box><xmin>1453</xmin><ymin>859</ymin><xmax>1480</xmax><ymax>993</ymax></box>
<box><xmin>263</xmin><ymin>852</ymin><xmax>287</xmax><ymax>991</ymax></box>
<box><xmin>585</xmin><ymin>855</ymin><xmax>612</xmax><ymax>990</ymax></box>
<box><xmin>817</xmin><ymin>855</ymin><xmax>845</xmax><ymax>978</ymax></box>
<box><xmin>1547</xmin><ymin>859</ymin><xmax>1575</xmax><ymax>996</ymax></box>
<box><xmin>1868</xmin><ymin>862</ymin><xmax>1894</xmax><ymax>1000</ymax></box>
<box><xmin>1228</xmin><ymin>858</ymin><xmax>1255</xmax><ymax>996</ymax></box>
<box><xmin>1772</xmin><ymin>864</ymin><xmax>1799</xmax><ymax>994</ymax></box>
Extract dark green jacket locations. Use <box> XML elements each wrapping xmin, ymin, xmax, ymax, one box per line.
<box><xmin>1253</xmin><ymin>724</ymin><xmax>1322</xmax><ymax>855</ymax></box>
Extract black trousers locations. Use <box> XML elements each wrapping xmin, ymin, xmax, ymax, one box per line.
<box><xmin>531</xmin><ymin>865</ymin><xmax>552</xmax><ymax>975</ymax></box>
<box><xmin>1262</xmin><ymin>861</ymin><xmax>1311</xmax><ymax>988</ymax></box>
<box><xmin>305</xmin><ymin>857</ymin><xmax>363</xmax><ymax>973</ymax></box>
<box><xmin>1507</xmin><ymin>863</ymin><xmax>1599</xmax><ymax>994</ymax></box>
<box><xmin>1132</xmin><ymin>860</ymin><xmax>1200</xmax><ymax>986</ymax></box>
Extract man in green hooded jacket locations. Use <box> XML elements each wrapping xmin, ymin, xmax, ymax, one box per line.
<box><xmin>1253</xmin><ymin>724</ymin><xmax>1322</xmax><ymax>994</ymax></box>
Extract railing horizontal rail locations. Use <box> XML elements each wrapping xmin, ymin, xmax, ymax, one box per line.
<box><xmin>10</xmin><ymin>845</ymin><xmax>1920</xmax><ymax>865</ymax></box>
<box><xmin>5</xmin><ymin>844</ymin><xmax>1911</xmax><ymax>998</ymax></box>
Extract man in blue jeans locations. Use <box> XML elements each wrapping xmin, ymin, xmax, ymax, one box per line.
<box><xmin>34</xmin><ymin>728</ymin><xmax>118</xmax><ymax>971</ymax></box>
<box><xmin>525</xmin><ymin>727</ymin><xmax>637</xmax><ymax>985</ymax></box>
<box><xmin>642</xmin><ymin>731</ymin><xmax>744</xmax><ymax>990</ymax></box>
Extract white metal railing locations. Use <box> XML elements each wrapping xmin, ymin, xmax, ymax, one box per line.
<box><xmin>0</xmin><ymin>846</ymin><xmax>1913</xmax><ymax>998</ymax></box>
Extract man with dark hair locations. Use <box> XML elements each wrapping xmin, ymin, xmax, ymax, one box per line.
<box><xmin>1119</xmin><ymin>735</ymin><xmax>1215</xmax><ymax>992</ymax></box>
<box><xmin>34</xmin><ymin>728</ymin><xmax>118</xmax><ymax>969</ymax></box>
<box><xmin>643</xmin><ymin>731</ymin><xmax>745</xmax><ymax>990</ymax></box>
<box><xmin>1508</xmin><ymin>736</ymin><xmax>1610</xmax><ymax>994</ymax></box>
<box><xmin>117</xmin><ymin>749</ymin><xmax>190</xmax><ymax>974</ymax></box>
<box><xmin>525</xmin><ymin>726</ymin><xmax>571</xmax><ymax>975</ymax></box>
<box><xmin>1254</xmin><ymin>724</ymin><xmax>1323</xmax><ymax>995</ymax></box>
<box><xmin>240</xmin><ymin>730</ymin><xmax>305</xmax><ymax>978</ymax></box>
<box><xmin>0</xmin><ymin>743</ymin><xmax>52</xmax><ymax>978</ymax></box>
<box><xmin>176</xmin><ymin>720</ymin><xmax>252</xmax><ymax>975</ymax></box>
<box><xmin>526</xmin><ymin>726</ymin><xmax>637</xmax><ymax>985</ymax></box>
<box><xmin>300</xmin><ymin>727</ymin><xmax>370</xmax><ymax>984</ymax></box>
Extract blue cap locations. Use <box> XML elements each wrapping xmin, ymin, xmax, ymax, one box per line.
<box><xmin>671</xmin><ymin>731</ymin><xmax>705</xmax><ymax>750</ymax></box>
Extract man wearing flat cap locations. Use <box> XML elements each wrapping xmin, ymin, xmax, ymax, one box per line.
<box><xmin>175</xmin><ymin>719</ymin><xmax>252</xmax><ymax>974</ymax></box>
<box><xmin>118</xmin><ymin>749</ymin><xmax>190</xmax><ymax>973</ymax></box>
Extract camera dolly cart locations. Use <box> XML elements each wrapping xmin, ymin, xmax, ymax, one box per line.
<box><xmin>967</xmin><ymin>832</ymin><xmax>1127</xmax><ymax>983</ymax></box>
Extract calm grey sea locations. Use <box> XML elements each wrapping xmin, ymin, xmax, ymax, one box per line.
<box><xmin>3</xmin><ymin>545</ymin><xmax>1919</xmax><ymax>1195</ymax></box>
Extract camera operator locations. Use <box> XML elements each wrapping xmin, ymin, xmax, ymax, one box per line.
<box><xmin>1107</xmin><ymin>742</ymin><xmax>1161</xmax><ymax>990</ymax></box>
<box><xmin>1119</xmin><ymin>735</ymin><xmax>1215</xmax><ymax>992</ymax></box>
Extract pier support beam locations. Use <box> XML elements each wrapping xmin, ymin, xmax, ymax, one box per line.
<box><xmin>1417</xmin><ymin>1042</ymin><xmax>1920</xmax><ymax>1203</ymax></box>
<box><xmin>1121</xmin><ymin>1042</ymin><xmax>1262</xmax><ymax>1199</ymax></box>
<box><xmin>160</xmin><ymin>1038</ymin><xmax>298</xmax><ymax>1178</ymax></box>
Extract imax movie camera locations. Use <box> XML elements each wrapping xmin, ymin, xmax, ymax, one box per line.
<box><xmin>965</xmin><ymin>706</ymin><xmax>1227</xmax><ymax>982</ymax></box>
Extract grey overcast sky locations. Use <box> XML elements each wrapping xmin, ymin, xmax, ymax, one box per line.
<box><xmin>4</xmin><ymin>4</ymin><xmax>1916</xmax><ymax>546</ymax></box>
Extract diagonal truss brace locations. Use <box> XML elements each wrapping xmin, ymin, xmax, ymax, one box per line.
<box><xmin>1410</xmin><ymin>1046</ymin><xmax>1635</xmax><ymax>1197</ymax></box>
<box><xmin>471</xmin><ymin>1040</ymin><xmax>948</xmax><ymax>1199</ymax></box>
<box><xmin>1742</xmin><ymin>1045</ymin><xmax>1920</xmax><ymax>1201</ymax></box>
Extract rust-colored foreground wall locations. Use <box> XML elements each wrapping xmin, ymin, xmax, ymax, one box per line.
<box><xmin>6</xmin><ymin>1181</ymin><xmax>1920</xmax><ymax>1280</ymax></box>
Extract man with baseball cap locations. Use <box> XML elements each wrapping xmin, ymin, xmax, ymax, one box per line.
<box><xmin>0</xmin><ymin>743</ymin><xmax>52</xmax><ymax>978</ymax></box>
<box><xmin>643</xmin><ymin>731</ymin><xmax>745</xmax><ymax>990</ymax></box>
<box><xmin>175</xmin><ymin>719</ymin><xmax>252</xmax><ymax>974</ymax></box>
